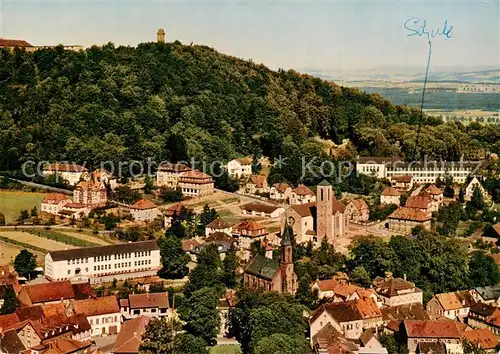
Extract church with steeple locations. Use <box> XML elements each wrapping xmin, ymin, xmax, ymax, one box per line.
<box><xmin>242</xmin><ymin>225</ymin><xmax>297</xmax><ymax>295</ymax></box>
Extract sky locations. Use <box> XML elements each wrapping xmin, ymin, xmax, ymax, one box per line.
<box><xmin>1</xmin><ymin>0</ymin><xmax>499</xmax><ymax>72</ymax></box>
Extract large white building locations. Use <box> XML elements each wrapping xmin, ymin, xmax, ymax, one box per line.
<box><xmin>42</xmin><ymin>163</ymin><xmax>88</xmax><ymax>186</ymax></box>
<box><xmin>226</xmin><ymin>157</ymin><xmax>252</xmax><ymax>178</ymax></box>
<box><xmin>44</xmin><ymin>241</ymin><xmax>161</xmax><ymax>284</ymax></box>
<box><xmin>356</xmin><ymin>157</ymin><xmax>487</xmax><ymax>184</ymax></box>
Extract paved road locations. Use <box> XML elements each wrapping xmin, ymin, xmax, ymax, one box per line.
<box><xmin>1</xmin><ymin>176</ymin><xmax>72</xmax><ymax>194</ymax></box>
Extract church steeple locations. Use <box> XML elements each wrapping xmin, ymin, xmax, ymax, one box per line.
<box><xmin>281</xmin><ymin>224</ymin><xmax>293</xmax><ymax>264</ymax></box>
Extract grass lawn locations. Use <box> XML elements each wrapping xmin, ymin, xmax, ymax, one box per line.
<box><xmin>0</xmin><ymin>190</ymin><xmax>46</xmax><ymax>224</ymax></box>
<box><xmin>210</xmin><ymin>345</ymin><xmax>241</xmax><ymax>354</ymax></box>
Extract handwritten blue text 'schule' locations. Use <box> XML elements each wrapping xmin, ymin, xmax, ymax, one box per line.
<box><xmin>404</xmin><ymin>18</ymin><xmax>453</xmax><ymax>40</ymax></box>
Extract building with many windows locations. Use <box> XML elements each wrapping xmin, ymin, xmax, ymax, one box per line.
<box><xmin>156</xmin><ymin>163</ymin><xmax>192</xmax><ymax>188</ymax></box>
<box><xmin>178</xmin><ymin>170</ymin><xmax>215</xmax><ymax>197</ymax></box>
<box><xmin>44</xmin><ymin>241</ymin><xmax>161</xmax><ymax>284</ymax></box>
<box><xmin>42</xmin><ymin>163</ymin><xmax>88</xmax><ymax>186</ymax></box>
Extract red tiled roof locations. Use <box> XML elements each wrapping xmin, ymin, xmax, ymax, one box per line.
<box><xmin>406</xmin><ymin>195</ymin><xmax>431</xmax><ymax>209</ymax></box>
<box><xmin>294</xmin><ymin>184</ymin><xmax>314</xmax><ymax>196</ymax></box>
<box><xmin>392</xmin><ymin>175</ymin><xmax>412</xmax><ymax>183</ymax></box>
<box><xmin>182</xmin><ymin>239</ymin><xmax>203</xmax><ymax>252</ymax></box>
<box><xmin>73</xmin><ymin>296</ymin><xmax>119</xmax><ymax>317</ymax></box>
<box><xmin>332</xmin><ymin>197</ymin><xmax>346</xmax><ymax>214</ymax></box>
<box><xmin>206</xmin><ymin>218</ymin><xmax>233</xmax><ymax>229</ymax></box>
<box><xmin>382</xmin><ymin>187</ymin><xmax>400</xmax><ymax>196</ymax></box>
<box><xmin>291</xmin><ymin>203</ymin><xmax>315</xmax><ymax>217</ymax></box>
<box><xmin>374</xmin><ymin>276</ymin><xmax>420</xmax><ymax>297</ymax></box>
<box><xmin>43</xmin><ymin>164</ymin><xmax>87</xmax><ymax>173</ymax></box>
<box><xmin>157</xmin><ymin>163</ymin><xmax>191</xmax><ymax>173</ymax></box>
<box><xmin>128</xmin><ymin>292</ymin><xmax>169</xmax><ymax>309</ymax></box>
<box><xmin>350</xmin><ymin>199</ymin><xmax>369</xmax><ymax>211</ymax></box>
<box><xmin>234</xmin><ymin>157</ymin><xmax>253</xmax><ymax>165</ymax></box>
<box><xmin>20</xmin><ymin>281</ymin><xmax>75</xmax><ymax>305</ymax></box>
<box><xmin>131</xmin><ymin>199</ymin><xmax>158</xmax><ymax>210</ymax></box>
<box><xmin>462</xmin><ymin>329</ymin><xmax>499</xmax><ymax>350</ymax></box>
<box><xmin>388</xmin><ymin>207</ymin><xmax>431</xmax><ymax>222</ymax></box>
<box><xmin>164</xmin><ymin>203</ymin><xmax>192</xmax><ymax>216</ymax></box>
<box><xmin>179</xmin><ymin>170</ymin><xmax>214</xmax><ymax>183</ymax></box>
<box><xmin>426</xmin><ymin>185</ymin><xmax>442</xmax><ymax>195</ymax></box>
<box><xmin>403</xmin><ymin>320</ymin><xmax>461</xmax><ymax>338</ymax></box>
<box><xmin>0</xmin><ymin>313</ymin><xmax>20</xmax><ymax>330</ymax></box>
<box><xmin>111</xmin><ymin>315</ymin><xmax>150</xmax><ymax>353</ymax></box>
<box><xmin>0</xmin><ymin>39</ymin><xmax>33</xmax><ymax>47</ymax></box>
<box><xmin>235</xmin><ymin>219</ymin><xmax>267</xmax><ymax>233</ymax></box>
<box><xmin>249</xmin><ymin>175</ymin><xmax>267</xmax><ymax>188</ymax></box>
<box><xmin>41</xmin><ymin>338</ymin><xmax>91</xmax><ymax>354</ymax></box>
<box><xmin>272</xmin><ymin>183</ymin><xmax>290</xmax><ymax>193</ymax></box>
<box><xmin>241</xmin><ymin>203</ymin><xmax>281</xmax><ymax>214</ymax></box>
<box><xmin>310</xmin><ymin>297</ymin><xmax>381</xmax><ymax>324</ymax></box>
<box><xmin>42</xmin><ymin>193</ymin><xmax>70</xmax><ymax>204</ymax></box>
<box><xmin>434</xmin><ymin>291</ymin><xmax>476</xmax><ymax>311</ymax></box>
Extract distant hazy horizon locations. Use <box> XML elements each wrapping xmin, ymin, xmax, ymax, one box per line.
<box><xmin>2</xmin><ymin>0</ymin><xmax>499</xmax><ymax>72</ymax></box>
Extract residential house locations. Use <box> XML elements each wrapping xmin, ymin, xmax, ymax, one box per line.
<box><xmin>227</xmin><ymin>157</ymin><xmax>252</xmax><ymax>178</ymax></box>
<box><xmin>182</xmin><ymin>239</ymin><xmax>204</xmax><ymax>263</ymax></box>
<box><xmin>386</xmin><ymin>207</ymin><xmax>431</xmax><ymax>234</ymax></box>
<box><xmin>240</xmin><ymin>203</ymin><xmax>284</xmax><ymax>219</ymax></box>
<box><xmin>462</xmin><ymin>329</ymin><xmax>499</xmax><ymax>353</ymax></box>
<box><xmin>283</xmin><ymin>180</ymin><xmax>347</xmax><ymax>245</ymax></box>
<box><xmin>120</xmin><ymin>292</ymin><xmax>170</xmax><ymax>320</ymax></box>
<box><xmin>381</xmin><ymin>303</ymin><xmax>430</xmax><ymax>335</ymax></box>
<box><xmin>358</xmin><ymin>330</ymin><xmax>389</xmax><ymax>354</ymax></box>
<box><xmin>269</xmin><ymin>183</ymin><xmax>292</xmax><ymax>202</ymax></box>
<box><xmin>345</xmin><ymin>199</ymin><xmax>370</xmax><ymax>224</ymax></box>
<box><xmin>311</xmin><ymin>323</ymin><xmax>360</xmax><ymax>354</ymax></box>
<box><xmin>73</xmin><ymin>296</ymin><xmax>121</xmax><ymax>336</ymax></box>
<box><xmin>129</xmin><ymin>199</ymin><xmax>160</xmax><ymax>222</ymax></box>
<box><xmin>373</xmin><ymin>274</ymin><xmax>423</xmax><ymax>307</ymax></box>
<box><xmin>40</xmin><ymin>193</ymin><xmax>72</xmax><ymax>216</ymax></box>
<box><xmin>426</xmin><ymin>291</ymin><xmax>476</xmax><ymax>320</ymax></box>
<box><xmin>470</xmin><ymin>285</ymin><xmax>500</xmax><ymax>306</ymax></box>
<box><xmin>380</xmin><ymin>187</ymin><xmax>400</xmax><ymax>206</ymax></box>
<box><xmin>0</xmin><ymin>328</ymin><xmax>27</xmax><ymax>353</ymax></box>
<box><xmin>425</xmin><ymin>185</ymin><xmax>444</xmax><ymax>208</ymax></box>
<box><xmin>309</xmin><ymin>297</ymin><xmax>383</xmax><ymax>340</ymax></box>
<box><xmin>31</xmin><ymin>338</ymin><xmax>91</xmax><ymax>354</ymax></box>
<box><xmin>17</xmin><ymin>281</ymin><xmax>76</xmax><ymax>307</ymax></box>
<box><xmin>245</xmin><ymin>175</ymin><xmax>268</xmax><ymax>195</ymax></box>
<box><xmin>191</xmin><ymin>233</ymin><xmax>236</xmax><ymax>261</ymax></box>
<box><xmin>465</xmin><ymin>177</ymin><xmax>491</xmax><ymax>202</ymax></box>
<box><xmin>42</xmin><ymin>164</ymin><xmax>88</xmax><ymax>186</ymax></box>
<box><xmin>163</xmin><ymin>203</ymin><xmax>192</xmax><ymax>228</ymax></box>
<box><xmin>156</xmin><ymin>163</ymin><xmax>192</xmax><ymax>188</ymax></box>
<box><xmin>111</xmin><ymin>315</ymin><xmax>150</xmax><ymax>354</ymax></box>
<box><xmin>205</xmin><ymin>218</ymin><xmax>233</xmax><ymax>236</ymax></box>
<box><xmin>178</xmin><ymin>171</ymin><xmax>214</xmax><ymax>197</ymax></box>
<box><xmin>391</xmin><ymin>175</ymin><xmax>413</xmax><ymax>191</ymax></box>
<box><xmin>482</xmin><ymin>224</ymin><xmax>500</xmax><ymax>245</ymax></box>
<box><xmin>402</xmin><ymin>320</ymin><xmax>462</xmax><ymax>354</ymax></box>
<box><xmin>73</xmin><ymin>176</ymin><xmax>107</xmax><ymax>208</ymax></box>
<box><xmin>232</xmin><ymin>219</ymin><xmax>268</xmax><ymax>249</ymax></box>
<box><xmin>243</xmin><ymin>226</ymin><xmax>296</xmax><ymax>295</ymax></box>
<box><xmin>289</xmin><ymin>184</ymin><xmax>316</xmax><ymax>205</ymax></box>
<box><xmin>44</xmin><ymin>240</ymin><xmax>161</xmax><ymax>284</ymax></box>
<box><xmin>82</xmin><ymin>168</ymin><xmax>118</xmax><ymax>190</ymax></box>
<box><xmin>405</xmin><ymin>193</ymin><xmax>432</xmax><ymax>213</ymax></box>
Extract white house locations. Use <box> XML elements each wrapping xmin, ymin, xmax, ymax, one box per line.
<box><xmin>240</xmin><ymin>203</ymin><xmax>285</xmax><ymax>219</ymax></box>
<box><xmin>129</xmin><ymin>199</ymin><xmax>161</xmax><ymax>222</ymax></box>
<box><xmin>227</xmin><ymin>157</ymin><xmax>252</xmax><ymax>178</ymax></box>
<box><xmin>465</xmin><ymin>177</ymin><xmax>491</xmax><ymax>202</ymax></box>
<box><xmin>269</xmin><ymin>183</ymin><xmax>292</xmax><ymax>202</ymax></box>
<box><xmin>373</xmin><ymin>274</ymin><xmax>423</xmax><ymax>307</ymax></box>
<box><xmin>44</xmin><ymin>240</ymin><xmax>161</xmax><ymax>284</ymax></box>
<box><xmin>73</xmin><ymin>296</ymin><xmax>121</xmax><ymax>336</ymax></box>
<box><xmin>120</xmin><ymin>292</ymin><xmax>172</xmax><ymax>320</ymax></box>
<box><xmin>289</xmin><ymin>184</ymin><xmax>316</xmax><ymax>205</ymax></box>
<box><xmin>42</xmin><ymin>163</ymin><xmax>88</xmax><ymax>186</ymax></box>
<box><xmin>380</xmin><ymin>187</ymin><xmax>400</xmax><ymax>206</ymax></box>
<box><xmin>40</xmin><ymin>193</ymin><xmax>72</xmax><ymax>215</ymax></box>
<box><xmin>205</xmin><ymin>218</ymin><xmax>233</xmax><ymax>236</ymax></box>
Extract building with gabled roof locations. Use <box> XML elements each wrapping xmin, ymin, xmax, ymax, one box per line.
<box><xmin>386</xmin><ymin>207</ymin><xmax>431</xmax><ymax>234</ymax></box>
<box><xmin>40</xmin><ymin>193</ymin><xmax>73</xmax><ymax>216</ymax></box>
<box><xmin>465</xmin><ymin>176</ymin><xmax>491</xmax><ymax>203</ymax></box>
<box><xmin>17</xmin><ymin>281</ymin><xmax>75</xmax><ymax>307</ymax></box>
<box><xmin>178</xmin><ymin>170</ymin><xmax>214</xmax><ymax>197</ymax></box>
<box><xmin>119</xmin><ymin>292</ymin><xmax>170</xmax><ymax>320</ymax></box>
<box><xmin>380</xmin><ymin>187</ymin><xmax>400</xmax><ymax>206</ymax></box>
<box><xmin>402</xmin><ymin>320</ymin><xmax>462</xmax><ymax>354</ymax></box>
<box><xmin>345</xmin><ymin>199</ymin><xmax>370</xmax><ymax>224</ymax></box>
<box><xmin>243</xmin><ymin>226</ymin><xmax>296</xmax><ymax>295</ymax></box>
<box><xmin>289</xmin><ymin>184</ymin><xmax>316</xmax><ymax>205</ymax></box>
<box><xmin>233</xmin><ymin>219</ymin><xmax>269</xmax><ymax>249</ymax></box>
<box><xmin>72</xmin><ymin>296</ymin><xmax>120</xmax><ymax>336</ymax></box>
<box><xmin>227</xmin><ymin>157</ymin><xmax>253</xmax><ymax>178</ymax></box>
<box><xmin>373</xmin><ymin>274</ymin><xmax>423</xmax><ymax>307</ymax></box>
<box><xmin>73</xmin><ymin>171</ymin><xmax>107</xmax><ymax>208</ymax></box>
<box><xmin>269</xmin><ymin>183</ymin><xmax>292</xmax><ymax>202</ymax></box>
<box><xmin>205</xmin><ymin>217</ymin><xmax>233</xmax><ymax>236</ymax></box>
<box><xmin>111</xmin><ymin>315</ymin><xmax>150</xmax><ymax>354</ymax></box>
<box><xmin>245</xmin><ymin>175</ymin><xmax>269</xmax><ymax>195</ymax></box>
<box><xmin>156</xmin><ymin>163</ymin><xmax>192</xmax><ymax>188</ymax></box>
<box><xmin>42</xmin><ymin>164</ymin><xmax>88</xmax><ymax>186</ymax></box>
<box><xmin>391</xmin><ymin>175</ymin><xmax>413</xmax><ymax>191</ymax></box>
<box><xmin>462</xmin><ymin>328</ymin><xmax>498</xmax><ymax>352</ymax></box>
<box><xmin>44</xmin><ymin>241</ymin><xmax>161</xmax><ymax>284</ymax></box>
<box><xmin>426</xmin><ymin>290</ymin><xmax>476</xmax><ymax>320</ymax></box>
<box><xmin>470</xmin><ymin>285</ymin><xmax>500</xmax><ymax>306</ymax></box>
<box><xmin>129</xmin><ymin>199</ymin><xmax>160</xmax><ymax>222</ymax></box>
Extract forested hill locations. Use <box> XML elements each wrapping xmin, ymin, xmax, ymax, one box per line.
<box><xmin>0</xmin><ymin>42</ymin><xmax>499</xmax><ymax>173</ymax></box>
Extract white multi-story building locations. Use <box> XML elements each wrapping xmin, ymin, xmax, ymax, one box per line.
<box><xmin>357</xmin><ymin>157</ymin><xmax>487</xmax><ymax>184</ymax></box>
<box><xmin>226</xmin><ymin>158</ymin><xmax>252</xmax><ymax>178</ymax></box>
<box><xmin>156</xmin><ymin>163</ymin><xmax>192</xmax><ymax>188</ymax></box>
<box><xmin>119</xmin><ymin>292</ymin><xmax>172</xmax><ymax>320</ymax></box>
<box><xmin>40</xmin><ymin>193</ymin><xmax>72</xmax><ymax>215</ymax></box>
<box><xmin>73</xmin><ymin>296</ymin><xmax>121</xmax><ymax>336</ymax></box>
<box><xmin>42</xmin><ymin>163</ymin><xmax>88</xmax><ymax>186</ymax></box>
<box><xmin>44</xmin><ymin>241</ymin><xmax>161</xmax><ymax>284</ymax></box>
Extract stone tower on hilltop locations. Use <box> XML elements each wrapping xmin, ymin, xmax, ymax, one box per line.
<box><xmin>316</xmin><ymin>180</ymin><xmax>333</xmax><ymax>243</ymax></box>
<box><xmin>157</xmin><ymin>29</ymin><xmax>166</xmax><ymax>43</ymax></box>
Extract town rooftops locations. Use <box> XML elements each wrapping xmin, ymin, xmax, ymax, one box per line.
<box><xmin>37</xmin><ymin>338</ymin><xmax>91</xmax><ymax>354</ymax></box>
<box><xmin>403</xmin><ymin>320</ymin><xmax>461</xmax><ymax>338</ymax></box>
<box><xmin>127</xmin><ymin>292</ymin><xmax>169</xmax><ymax>309</ymax></box>
<box><xmin>111</xmin><ymin>315</ymin><xmax>150</xmax><ymax>353</ymax></box>
<box><xmin>272</xmin><ymin>183</ymin><xmax>290</xmax><ymax>192</ymax></box>
<box><xmin>157</xmin><ymin>163</ymin><xmax>192</xmax><ymax>173</ymax></box>
<box><xmin>311</xmin><ymin>323</ymin><xmax>358</xmax><ymax>354</ymax></box>
<box><xmin>204</xmin><ymin>232</ymin><xmax>236</xmax><ymax>245</ymax></box>
<box><xmin>47</xmin><ymin>240</ymin><xmax>159</xmax><ymax>262</ymax></box>
<box><xmin>43</xmin><ymin>163</ymin><xmax>88</xmax><ymax>172</ymax></box>
<box><xmin>206</xmin><ymin>218</ymin><xmax>233</xmax><ymax>229</ymax></box>
<box><xmin>425</xmin><ymin>185</ymin><xmax>442</xmax><ymax>195</ymax></box>
<box><xmin>310</xmin><ymin>297</ymin><xmax>382</xmax><ymax>324</ymax></box>
<box><xmin>182</xmin><ymin>239</ymin><xmax>203</xmax><ymax>252</ymax></box>
<box><xmin>474</xmin><ymin>285</ymin><xmax>500</xmax><ymax>301</ymax></box>
<box><xmin>0</xmin><ymin>329</ymin><xmax>26</xmax><ymax>353</ymax></box>
<box><xmin>434</xmin><ymin>290</ymin><xmax>476</xmax><ymax>311</ymax></box>
<box><xmin>234</xmin><ymin>157</ymin><xmax>253</xmax><ymax>165</ymax></box>
<box><xmin>349</xmin><ymin>199</ymin><xmax>369</xmax><ymax>211</ymax></box>
<box><xmin>462</xmin><ymin>329</ymin><xmax>499</xmax><ymax>350</ymax></box>
<box><xmin>234</xmin><ymin>219</ymin><xmax>268</xmax><ymax>235</ymax></box>
<box><xmin>131</xmin><ymin>199</ymin><xmax>158</xmax><ymax>210</ymax></box>
<box><xmin>373</xmin><ymin>276</ymin><xmax>421</xmax><ymax>297</ymax></box>
<box><xmin>42</xmin><ymin>193</ymin><xmax>70</xmax><ymax>204</ymax></box>
<box><xmin>73</xmin><ymin>295</ymin><xmax>119</xmax><ymax>317</ymax></box>
<box><xmin>179</xmin><ymin>170</ymin><xmax>214</xmax><ymax>183</ymax></box>
<box><xmin>249</xmin><ymin>175</ymin><xmax>267</xmax><ymax>188</ymax></box>
<box><xmin>381</xmin><ymin>303</ymin><xmax>430</xmax><ymax>322</ymax></box>
<box><xmin>19</xmin><ymin>281</ymin><xmax>75</xmax><ymax>305</ymax></box>
<box><xmin>0</xmin><ymin>38</ymin><xmax>33</xmax><ymax>47</ymax></box>
<box><xmin>381</xmin><ymin>187</ymin><xmax>400</xmax><ymax>196</ymax></box>
<box><xmin>293</xmin><ymin>184</ymin><xmax>314</xmax><ymax>196</ymax></box>
<box><xmin>388</xmin><ymin>207</ymin><xmax>431</xmax><ymax>222</ymax></box>
<box><xmin>241</xmin><ymin>203</ymin><xmax>282</xmax><ymax>214</ymax></box>
<box><xmin>244</xmin><ymin>255</ymin><xmax>279</xmax><ymax>281</ymax></box>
